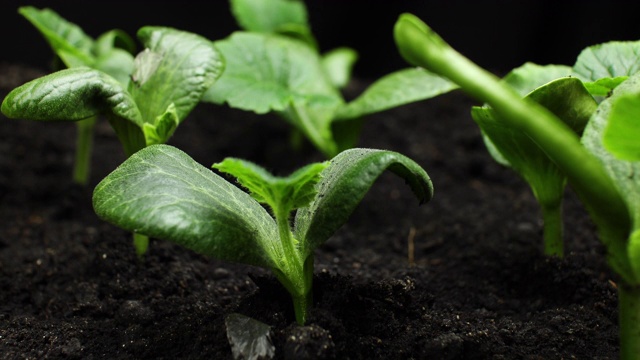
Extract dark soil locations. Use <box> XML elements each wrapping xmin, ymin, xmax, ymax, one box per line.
<box><xmin>0</xmin><ymin>63</ymin><xmax>619</xmax><ymax>359</ymax></box>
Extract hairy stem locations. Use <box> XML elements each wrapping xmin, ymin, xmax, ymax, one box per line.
<box><xmin>72</xmin><ymin>116</ymin><xmax>96</xmax><ymax>185</ymax></box>
<box><xmin>275</xmin><ymin>206</ymin><xmax>310</xmax><ymax>324</ymax></box>
<box><xmin>619</xmin><ymin>284</ymin><xmax>640</xmax><ymax>360</ymax></box>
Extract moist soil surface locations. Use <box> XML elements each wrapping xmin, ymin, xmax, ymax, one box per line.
<box><xmin>0</xmin><ymin>63</ymin><xmax>620</xmax><ymax>359</ymax></box>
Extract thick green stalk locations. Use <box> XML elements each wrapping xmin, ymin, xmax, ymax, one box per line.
<box><xmin>619</xmin><ymin>284</ymin><xmax>640</xmax><ymax>360</ymax></box>
<box><xmin>540</xmin><ymin>202</ymin><xmax>563</xmax><ymax>257</ymax></box>
<box><xmin>532</xmin><ymin>182</ymin><xmax>565</xmax><ymax>257</ymax></box>
<box><xmin>72</xmin><ymin>116</ymin><xmax>96</xmax><ymax>185</ymax></box>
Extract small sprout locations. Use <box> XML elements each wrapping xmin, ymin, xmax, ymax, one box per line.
<box><xmin>92</xmin><ymin>144</ymin><xmax>433</xmax><ymax>324</ymax></box>
<box><xmin>394</xmin><ymin>13</ymin><xmax>640</xmax><ymax>358</ymax></box>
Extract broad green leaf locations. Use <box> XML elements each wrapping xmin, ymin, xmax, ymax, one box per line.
<box><xmin>573</xmin><ymin>41</ymin><xmax>640</xmax><ymax>82</ymax></box>
<box><xmin>19</xmin><ymin>6</ymin><xmax>94</xmax><ymax>66</ymax></box>
<box><xmin>502</xmin><ymin>63</ymin><xmax>572</xmax><ymax>96</ymax></box>
<box><xmin>130</xmin><ymin>26</ymin><xmax>224</xmax><ymax>125</ymax></box>
<box><xmin>294</xmin><ymin>148</ymin><xmax>433</xmax><ymax>258</ymax></box>
<box><xmin>582</xmin><ymin>72</ymin><xmax>640</xmax><ymax>281</ymax></box>
<box><xmin>92</xmin><ymin>144</ymin><xmax>279</xmax><ymax>268</ymax></box>
<box><xmin>203</xmin><ymin>32</ymin><xmax>341</xmax><ymax>156</ymax></box>
<box><xmin>321</xmin><ymin>47</ymin><xmax>358</xmax><ymax>89</ymax></box>
<box><xmin>213</xmin><ymin>158</ymin><xmax>327</xmax><ymax>214</ymax></box>
<box><xmin>603</xmin><ymin>90</ymin><xmax>640</xmax><ymax>160</ymax></box>
<box><xmin>203</xmin><ymin>32</ymin><xmax>339</xmax><ymax>113</ymax></box>
<box><xmin>335</xmin><ymin>67</ymin><xmax>457</xmax><ymax>120</ymax></box>
<box><xmin>230</xmin><ymin>0</ymin><xmax>309</xmax><ymax>35</ymax></box>
<box><xmin>1</xmin><ymin>67</ymin><xmax>142</xmax><ymax>125</ymax></box>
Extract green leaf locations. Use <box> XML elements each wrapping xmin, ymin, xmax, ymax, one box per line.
<box><xmin>230</xmin><ymin>0</ymin><xmax>310</xmax><ymax>36</ymax></box>
<box><xmin>213</xmin><ymin>158</ymin><xmax>327</xmax><ymax>214</ymax></box>
<box><xmin>583</xmin><ymin>76</ymin><xmax>629</xmax><ymax>97</ymax></box>
<box><xmin>203</xmin><ymin>32</ymin><xmax>341</xmax><ymax>156</ymax></box>
<box><xmin>321</xmin><ymin>47</ymin><xmax>358</xmax><ymax>89</ymax></box>
<box><xmin>130</xmin><ymin>27</ymin><xmax>224</xmax><ymax>125</ymax></box>
<box><xmin>335</xmin><ymin>67</ymin><xmax>457</xmax><ymax>120</ymax></box>
<box><xmin>501</xmin><ymin>62</ymin><xmax>572</xmax><ymax>96</ymax></box>
<box><xmin>573</xmin><ymin>41</ymin><xmax>640</xmax><ymax>82</ymax></box>
<box><xmin>476</xmin><ymin>77</ymin><xmax>597</xmax><ymax>168</ymax></box>
<box><xmin>19</xmin><ymin>6</ymin><xmax>94</xmax><ymax>67</ymax></box>
<box><xmin>582</xmin><ymin>72</ymin><xmax>640</xmax><ymax>282</ymax></box>
<box><xmin>92</xmin><ymin>144</ymin><xmax>279</xmax><ymax>268</ymax></box>
<box><xmin>203</xmin><ymin>32</ymin><xmax>339</xmax><ymax>113</ymax></box>
<box><xmin>19</xmin><ymin>6</ymin><xmax>136</xmax><ymax>85</ymax></box>
<box><xmin>294</xmin><ymin>148</ymin><xmax>433</xmax><ymax>258</ymax></box>
<box><xmin>472</xmin><ymin>76</ymin><xmax>597</xmax><ymax>182</ymax></box>
<box><xmin>528</xmin><ymin>77</ymin><xmax>596</xmax><ymax>135</ymax></box>
<box><xmin>603</xmin><ymin>90</ymin><xmax>640</xmax><ymax>160</ymax></box>
<box><xmin>1</xmin><ymin>67</ymin><xmax>142</xmax><ymax>125</ymax></box>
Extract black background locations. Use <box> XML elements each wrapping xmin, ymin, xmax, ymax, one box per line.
<box><xmin>2</xmin><ymin>0</ymin><xmax>640</xmax><ymax>79</ymax></box>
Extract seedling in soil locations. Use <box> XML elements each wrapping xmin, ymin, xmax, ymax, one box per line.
<box><xmin>2</xmin><ymin>26</ymin><xmax>224</xmax><ymax>256</ymax></box>
<box><xmin>92</xmin><ymin>144</ymin><xmax>433</xmax><ymax>324</ymax></box>
<box><xmin>17</xmin><ymin>6</ymin><xmax>137</xmax><ymax>185</ymax></box>
<box><xmin>395</xmin><ymin>13</ymin><xmax>640</xmax><ymax>359</ymax></box>
<box><xmin>470</xmin><ymin>42</ymin><xmax>640</xmax><ymax>258</ymax></box>
<box><xmin>201</xmin><ymin>0</ymin><xmax>456</xmax><ymax>158</ymax></box>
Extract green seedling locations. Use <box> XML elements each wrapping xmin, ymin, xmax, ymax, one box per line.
<box><xmin>395</xmin><ymin>13</ymin><xmax>640</xmax><ymax>359</ymax></box>
<box><xmin>474</xmin><ymin>42</ymin><xmax>639</xmax><ymax>258</ymax></box>
<box><xmin>92</xmin><ymin>144</ymin><xmax>433</xmax><ymax>324</ymax></box>
<box><xmin>18</xmin><ymin>6</ymin><xmax>137</xmax><ymax>185</ymax></box>
<box><xmin>201</xmin><ymin>0</ymin><xmax>456</xmax><ymax>158</ymax></box>
<box><xmin>2</xmin><ymin>26</ymin><xmax>224</xmax><ymax>256</ymax></box>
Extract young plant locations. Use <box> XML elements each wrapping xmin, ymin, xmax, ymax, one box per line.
<box><xmin>395</xmin><ymin>13</ymin><xmax>640</xmax><ymax>359</ymax></box>
<box><xmin>469</xmin><ymin>65</ymin><xmax>599</xmax><ymax>257</ymax></box>
<box><xmin>201</xmin><ymin>0</ymin><xmax>456</xmax><ymax>158</ymax></box>
<box><xmin>18</xmin><ymin>6</ymin><xmax>137</xmax><ymax>184</ymax></box>
<box><xmin>92</xmin><ymin>144</ymin><xmax>433</xmax><ymax>324</ymax></box>
<box><xmin>2</xmin><ymin>26</ymin><xmax>224</xmax><ymax>256</ymax></box>
<box><xmin>474</xmin><ymin>42</ymin><xmax>640</xmax><ymax>258</ymax></box>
